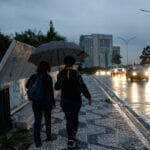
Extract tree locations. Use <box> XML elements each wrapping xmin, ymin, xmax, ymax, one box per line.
<box><xmin>0</xmin><ymin>20</ymin><xmax>66</xmax><ymax>62</ymax></box>
<box><xmin>112</xmin><ymin>53</ymin><xmax>122</xmax><ymax>65</ymax></box>
<box><xmin>15</xmin><ymin>29</ymin><xmax>39</xmax><ymax>47</ymax></box>
<box><xmin>46</xmin><ymin>20</ymin><xmax>66</xmax><ymax>42</ymax></box>
<box><xmin>140</xmin><ymin>46</ymin><xmax>150</xmax><ymax>64</ymax></box>
<box><xmin>0</xmin><ymin>32</ymin><xmax>11</xmax><ymax>61</ymax></box>
<box><xmin>15</xmin><ymin>20</ymin><xmax>66</xmax><ymax>47</ymax></box>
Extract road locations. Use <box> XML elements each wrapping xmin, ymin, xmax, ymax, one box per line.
<box><xmin>95</xmin><ymin>75</ymin><xmax>150</xmax><ymax>125</ymax></box>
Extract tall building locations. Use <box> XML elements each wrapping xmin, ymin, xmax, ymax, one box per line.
<box><xmin>80</xmin><ymin>34</ymin><xmax>113</xmax><ymax>68</ymax></box>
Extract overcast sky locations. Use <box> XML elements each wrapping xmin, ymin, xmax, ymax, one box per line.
<box><xmin>1</xmin><ymin>0</ymin><xmax>150</xmax><ymax>63</ymax></box>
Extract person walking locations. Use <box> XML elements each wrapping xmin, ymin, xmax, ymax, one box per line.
<box><xmin>26</xmin><ymin>61</ymin><xmax>55</xmax><ymax>148</ymax></box>
<box><xmin>55</xmin><ymin>55</ymin><xmax>91</xmax><ymax>149</ymax></box>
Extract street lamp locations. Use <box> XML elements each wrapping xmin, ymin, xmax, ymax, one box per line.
<box><xmin>139</xmin><ymin>9</ymin><xmax>150</xmax><ymax>12</ymax></box>
<box><xmin>118</xmin><ymin>36</ymin><xmax>136</xmax><ymax>66</ymax></box>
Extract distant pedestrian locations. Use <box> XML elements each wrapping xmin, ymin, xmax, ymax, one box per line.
<box><xmin>26</xmin><ymin>61</ymin><xmax>55</xmax><ymax>148</ymax></box>
<box><xmin>55</xmin><ymin>55</ymin><xmax>91</xmax><ymax>149</ymax></box>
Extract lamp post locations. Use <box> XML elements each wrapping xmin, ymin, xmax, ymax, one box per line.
<box><xmin>139</xmin><ymin>9</ymin><xmax>150</xmax><ymax>12</ymax></box>
<box><xmin>118</xmin><ymin>36</ymin><xmax>136</xmax><ymax>66</ymax></box>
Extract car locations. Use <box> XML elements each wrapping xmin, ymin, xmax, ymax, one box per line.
<box><xmin>95</xmin><ymin>69</ymin><xmax>111</xmax><ymax>76</ymax></box>
<box><xmin>111</xmin><ymin>68</ymin><xmax>126</xmax><ymax>76</ymax></box>
<box><xmin>126</xmin><ymin>67</ymin><xmax>149</xmax><ymax>82</ymax></box>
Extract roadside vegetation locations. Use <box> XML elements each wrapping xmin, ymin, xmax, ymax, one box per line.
<box><xmin>0</xmin><ymin>20</ymin><xmax>66</xmax><ymax>62</ymax></box>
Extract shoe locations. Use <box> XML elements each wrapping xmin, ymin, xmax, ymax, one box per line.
<box><xmin>67</xmin><ymin>140</ymin><xmax>76</xmax><ymax>149</ymax></box>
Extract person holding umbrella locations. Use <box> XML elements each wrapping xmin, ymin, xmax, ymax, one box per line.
<box><xmin>26</xmin><ymin>61</ymin><xmax>55</xmax><ymax>148</ymax></box>
<box><xmin>55</xmin><ymin>55</ymin><xmax>91</xmax><ymax>149</ymax></box>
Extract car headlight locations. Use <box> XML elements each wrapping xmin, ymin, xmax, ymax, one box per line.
<box><xmin>95</xmin><ymin>71</ymin><xmax>99</xmax><ymax>76</ymax></box>
<box><xmin>114</xmin><ymin>69</ymin><xmax>118</xmax><ymax>73</ymax></box>
<box><xmin>132</xmin><ymin>72</ymin><xmax>137</xmax><ymax>76</ymax></box>
<box><xmin>122</xmin><ymin>68</ymin><xmax>125</xmax><ymax>72</ymax></box>
<box><xmin>106</xmin><ymin>71</ymin><xmax>111</xmax><ymax>75</ymax></box>
<box><xmin>144</xmin><ymin>71</ymin><xmax>149</xmax><ymax>76</ymax></box>
<box><xmin>100</xmin><ymin>71</ymin><xmax>106</xmax><ymax>75</ymax></box>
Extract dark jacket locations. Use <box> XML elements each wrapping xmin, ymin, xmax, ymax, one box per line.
<box><xmin>55</xmin><ymin>68</ymin><xmax>91</xmax><ymax>103</ymax></box>
<box><xmin>26</xmin><ymin>72</ymin><xmax>55</xmax><ymax>105</ymax></box>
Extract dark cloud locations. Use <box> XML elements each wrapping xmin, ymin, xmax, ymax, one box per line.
<box><xmin>0</xmin><ymin>0</ymin><xmax>150</xmax><ymax>63</ymax></box>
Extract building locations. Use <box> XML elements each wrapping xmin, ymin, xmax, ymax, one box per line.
<box><xmin>80</xmin><ymin>34</ymin><xmax>113</xmax><ymax>68</ymax></box>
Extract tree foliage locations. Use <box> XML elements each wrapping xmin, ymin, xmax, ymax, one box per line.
<box><xmin>0</xmin><ymin>20</ymin><xmax>66</xmax><ymax>61</ymax></box>
<box><xmin>140</xmin><ymin>46</ymin><xmax>150</xmax><ymax>64</ymax></box>
<box><xmin>0</xmin><ymin>32</ymin><xmax>11</xmax><ymax>61</ymax></box>
<box><xmin>15</xmin><ymin>29</ymin><xmax>40</xmax><ymax>47</ymax></box>
<box><xmin>112</xmin><ymin>53</ymin><xmax>122</xmax><ymax>65</ymax></box>
<box><xmin>15</xmin><ymin>20</ymin><xmax>66</xmax><ymax>47</ymax></box>
<box><xmin>46</xmin><ymin>20</ymin><xmax>66</xmax><ymax>42</ymax></box>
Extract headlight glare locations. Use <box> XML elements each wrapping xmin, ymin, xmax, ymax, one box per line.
<box><xmin>132</xmin><ymin>72</ymin><xmax>137</xmax><ymax>76</ymax></box>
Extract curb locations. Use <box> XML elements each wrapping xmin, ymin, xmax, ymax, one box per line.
<box><xmin>91</xmin><ymin>75</ymin><xmax>150</xmax><ymax>147</ymax></box>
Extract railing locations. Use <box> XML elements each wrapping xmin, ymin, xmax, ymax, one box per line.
<box><xmin>9</xmin><ymin>79</ymin><xmax>28</xmax><ymax>112</ymax></box>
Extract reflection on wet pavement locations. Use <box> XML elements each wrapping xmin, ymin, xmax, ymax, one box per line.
<box><xmin>98</xmin><ymin>75</ymin><xmax>150</xmax><ymax>124</ymax></box>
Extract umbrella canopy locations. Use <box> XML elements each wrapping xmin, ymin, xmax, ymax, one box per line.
<box><xmin>28</xmin><ymin>41</ymin><xmax>88</xmax><ymax>66</ymax></box>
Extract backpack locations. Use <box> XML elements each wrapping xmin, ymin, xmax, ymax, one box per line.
<box><xmin>27</xmin><ymin>74</ymin><xmax>47</xmax><ymax>101</ymax></box>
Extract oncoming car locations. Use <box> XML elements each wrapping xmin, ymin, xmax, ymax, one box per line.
<box><xmin>111</xmin><ymin>68</ymin><xmax>126</xmax><ymax>76</ymax></box>
<box><xmin>95</xmin><ymin>70</ymin><xmax>111</xmax><ymax>76</ymax></box>
<box><xmin>126</xmin><ymin>67</ymin><xmax>149</xmax><ymax>82</ymax></box>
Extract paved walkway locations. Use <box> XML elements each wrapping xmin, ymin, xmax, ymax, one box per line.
<box><xmin>29</xmin><ymin>75</ymin><xmax>147</xmax><ymax>150</ymax></box>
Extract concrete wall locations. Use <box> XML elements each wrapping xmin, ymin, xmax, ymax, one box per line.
<box><xmin>0</xmin><ymin>40</ymin><xmax>36</xmax><ymax>86</ymax></box>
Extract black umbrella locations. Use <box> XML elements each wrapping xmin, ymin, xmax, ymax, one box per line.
<box><xmin>28</xmin><ymin>41</ymin><xmax>88</xmax><ymax>66</ymax></box>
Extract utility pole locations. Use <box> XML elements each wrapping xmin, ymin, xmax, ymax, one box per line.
<box><xmin>118</xmin><ymin>36</ymin><xmax>136</xmax><ymax>66</ymax></box>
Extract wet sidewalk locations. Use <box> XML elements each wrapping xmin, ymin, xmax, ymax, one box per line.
<box><xmin>29</xmin><ymin>75</ymin><xmax>148</xmax><ymax>150</ymax></box>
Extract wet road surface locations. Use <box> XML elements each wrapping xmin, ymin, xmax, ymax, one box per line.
<box><xmin>95</xmin><ymin>75</ymin><xmax>150</xmax><ymax>125</ymax></box>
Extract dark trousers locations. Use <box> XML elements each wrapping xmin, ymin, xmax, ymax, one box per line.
<box><xmin>32</xmin><ymin>102</ymin><xmax>52</xmax><ymax>144</ymax></box>
<box><xmin>61</xmin><ymin>101</ymin><xmax>81</xmax><ymax>140</ymax></box>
